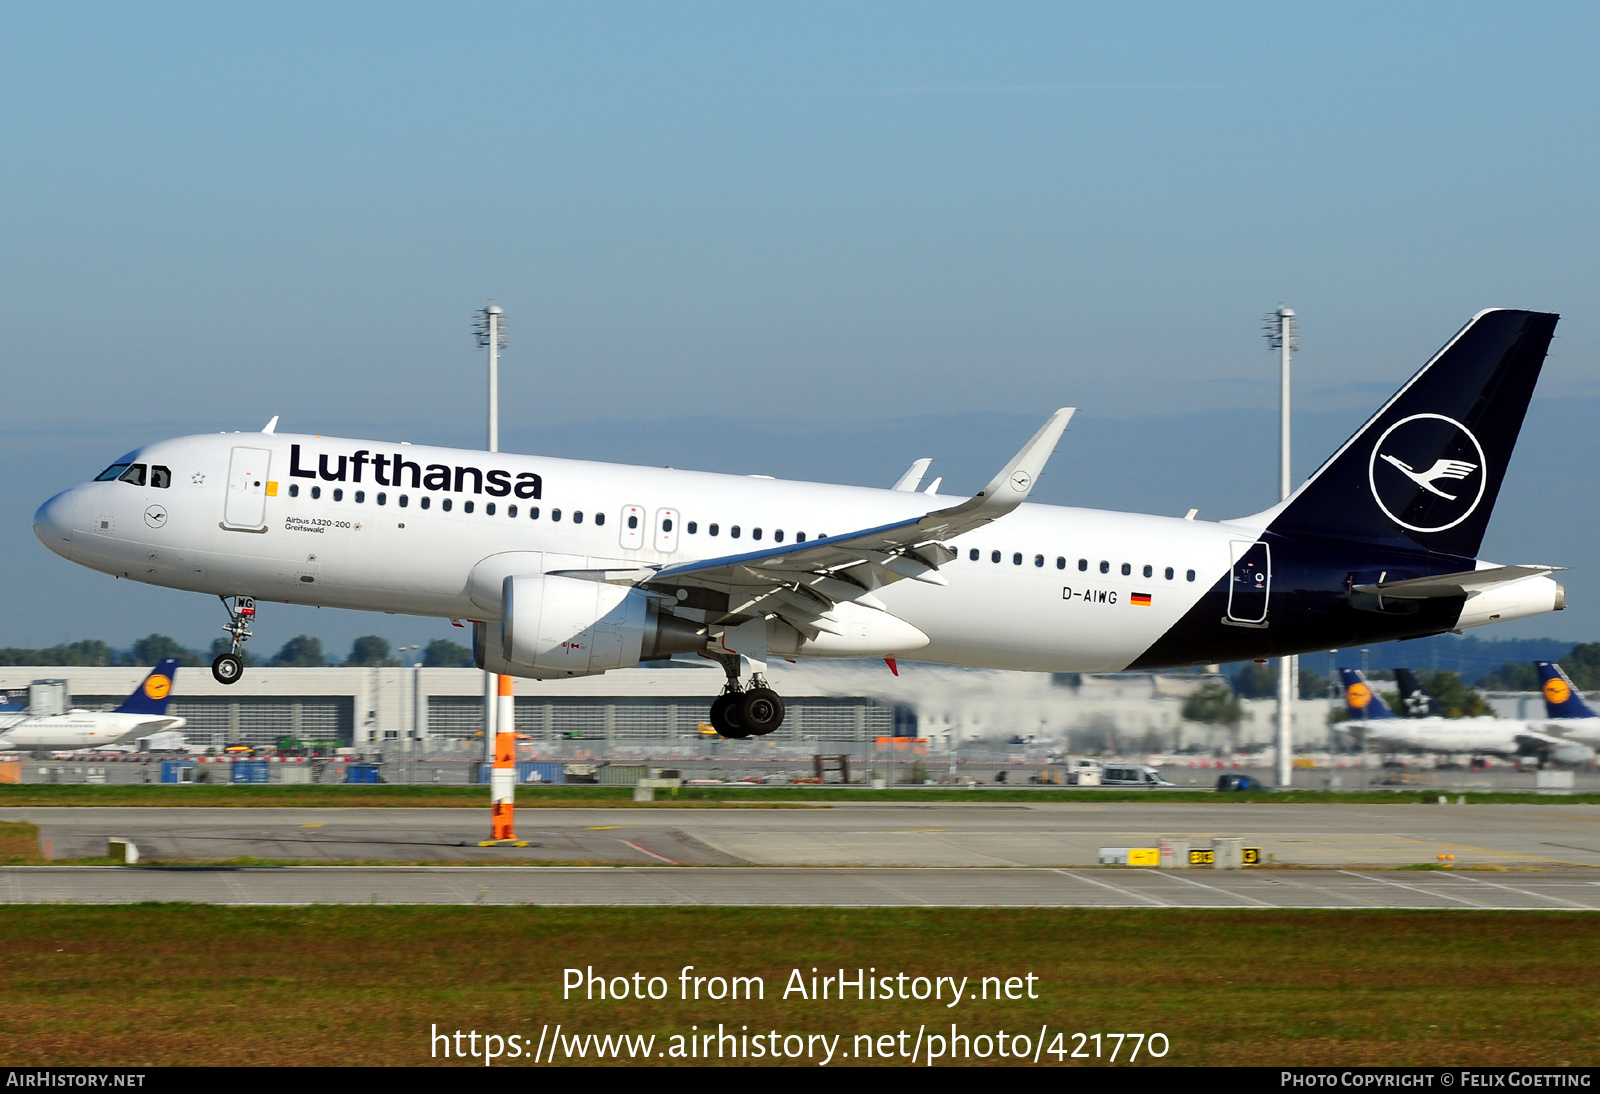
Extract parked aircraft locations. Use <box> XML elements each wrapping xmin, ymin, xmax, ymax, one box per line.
<box><xmin>1531</xmin><ymin>661</ymin><xmax>1600</xmax><ymax>746</ymax></box>
<box><xmin>1338</xmin><ymin>668</ymin><xmax>1592</xmax><ymax>764</ymax></box>
<box><xmin>33</xmin><ymin>309</ymin><xmax>1569</xmax><ymax>739</ymax></box>
<box><xmin>0</xmin><ymin>660</ymin><xmax>185</xmax><ymax>751</ymax></box>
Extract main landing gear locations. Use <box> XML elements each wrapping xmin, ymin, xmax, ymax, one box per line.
<box><xmin>706</xmin><ymin>654</ymin><xmax>786</xmax><ymax>740</ymax></box>
<box><xmin>211</xmin><ymin>595</ymin><xmax>255</xmax><ymax>685</ymax></box>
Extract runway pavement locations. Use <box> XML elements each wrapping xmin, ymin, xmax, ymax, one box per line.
<box><xmin>8</xmin><ymin>801</ymin><xmax>1600</xmax><ymax>869</ymax></box>
<box><xmin>2</xmin><ymin>864</ymin><xmax>1598</xmax><ymax>908</ymax></box>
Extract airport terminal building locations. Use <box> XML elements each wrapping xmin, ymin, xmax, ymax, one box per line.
<box><xmin>0</xmin><ymin>660</ymin><xmax>1340</xmax><ymax>754</ymax></box>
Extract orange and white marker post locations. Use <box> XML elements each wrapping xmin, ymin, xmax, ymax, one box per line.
<box><xmin>489</xmin><ymin>674</ymin><xmax>517</xmax><ymax>842</ymax></box>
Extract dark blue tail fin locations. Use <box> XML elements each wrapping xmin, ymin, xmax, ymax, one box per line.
<box><xmin>1392</xmin><ymin>669</ymin><xmax>1441</xmax><ymax>718</ymax></box>
<box><xmin>1338</xmin><ymin>668</ymin><xmax>1398</xmax><ymax>720</ymax></box>
<box><xmin>1267</xmin><ymin>309</ymin><xmax>1557</xmax><ymax>558</ymax></box>
<box><xmin>114</xmin><ymin>659</ymin><xmax>179</xmax><ymax>715</ymax></box>
<box><xmin>1536</xmin><ymin>662</ymin><xmax>1596</xmax><ymax>719</ymax></box>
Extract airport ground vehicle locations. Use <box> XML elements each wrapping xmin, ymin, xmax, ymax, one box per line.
<box><xmin>34</xmin><ymin>310</ymin><xmax>1567</xmax><ymax>739</ymax></box>
<box><xmin>1101</xmin><ymin>764</ymin><xmax>1175</xmax><ymax>787</ymax></box>
<box><xmin>1217</xmin><ymin>773</ymin><xmax>1266</xmax><ymax>792</ymax></box>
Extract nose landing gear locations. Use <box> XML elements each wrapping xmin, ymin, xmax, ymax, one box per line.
<box><xmin>706</xmin><ymin>654</ymin><xmax>786</xmax><ymax>739</ymax></box>
<box><xmin>211</xmin><ymin>595</ymin><xmax>255</xmax><ymax>685</ymax></box>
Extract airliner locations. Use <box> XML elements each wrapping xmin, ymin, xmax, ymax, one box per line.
<box><xmin>1337</xmin><ymin>667</ymin><xmax>1594</xmax><ymax>764</ymax></box>
<box><xmin>33</xmin><ymin>309</ymin><xmax>1569</xmax><ymax>739</ymax></box>
<box><xmin>1530</xmin><ymin>661</ymin><xmax>1600</xmax><ymax>746</ymax></box>
<box><xmin>0</xmin><ymin>660</ymin><xmax>185</xmax><ymax>751</ymax></box>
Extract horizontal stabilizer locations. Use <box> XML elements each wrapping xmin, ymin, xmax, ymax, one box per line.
<box><xmin>1352</xmin><ymin>565</ymin><xmax>1564</xmax><ymax>600</ymax></box>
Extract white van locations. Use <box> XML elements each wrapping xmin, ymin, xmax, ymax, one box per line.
<box><xmin>1099</xmin><ymin>764</ymin><xmax>1176</xmax><ymax>788</ymax></box>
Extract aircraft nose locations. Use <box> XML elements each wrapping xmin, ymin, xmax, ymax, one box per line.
<box><xmin>33</xmin><ymin>489</ymin><xmax>77</xmax><ymax>560</ymax></box>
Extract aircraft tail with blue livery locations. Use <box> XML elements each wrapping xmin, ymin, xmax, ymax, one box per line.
<box><xmin>1536</xmin><ymin>662</ymin><xmax>1596</xmax><ymax>719</ymax></box>
<box><xmin>1338</xmin><ymin>668</ymin><xmax>1399</xmax><ymax>720</ymax></box>
<box><xmin>112</xmin><ymin>659</ymin><xmax>180</xmax><ymax>716</ymax></box>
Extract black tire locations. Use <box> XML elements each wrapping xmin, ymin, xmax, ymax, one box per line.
<box><xmin>738</xmin><ymin>687</ymin><xmax>785</xmax><ymax>736</ymax></box>
<box><xmin>211</xmin><ymin>653</ymin><xmax>244</xmax><ymax>685</ymax></box>
<box><xmin>710</xmin><ymin>693</ymin><xmax>749</xmax><ymax>739</ymax></box>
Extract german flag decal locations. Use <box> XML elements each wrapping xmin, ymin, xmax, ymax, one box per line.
<box><xmin>1131</xmin><ymin>592</ymin><xmax>1152</xmax><ymax>606</ymax></box>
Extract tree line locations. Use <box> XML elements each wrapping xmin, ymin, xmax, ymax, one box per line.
<box><xmin>0</xmin><ymin>635</ymin><xmax>476</xmax><ymax>669</ymax></box>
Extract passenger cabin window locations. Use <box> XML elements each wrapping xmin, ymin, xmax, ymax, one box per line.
<box><xmin>752</xmin><ymin>528</ymin><xmax>762</xmax><ymax>541</ymax></box>
<box><xmin>311</xmin><ymin>486</ymin><xmax>321</xmax><ymax>499</ymax></box>
<box><xmin>573</xmin><ymin>511</ymin><xmax>582</xmax><ymax>523</ymax></box>
<box><xmin>485</xmin><ymin>502</ymin><xmax>495</xmax><ymax>515</ymax></box>
<box><xmin>1187</xmin><ymin>569</ymin><xmax>1196</xmax><ymax>582</ymax></box>
<box><xmin>289</xmin><ymin>484</ymin><xmax>300</xmax><ymax>498</ymax></box>
<box><xmin>1013</xmin><ymin>553</ymin><xmax>1022</xmax><ymax>566</ymax></box>
<box><xmin>687</xmin><ymin>521</ymin><xmax>697</xmax><ymax>534</ymax></box>
<box><xmin>709</xmin><ymin>523</ymin><xmax>719</xmax><ymax>536</ymax></box>
<box><xmin>150</xmin><ymin>466</ymin><xmax>171</xmax><ymax>489</ymax></box>
<box><xmin>1121</xmin><ymin>563</ymin><xmax>1131</xmax><ymax>576</ymax></box>
<box><xmin>508</xmin><ymin>505</ymin><xmax>517</xmax><ymax>517</ymax></box>
<box><xmin>991</xmin><ymin>550</ymin><xmax>1001</xmax><ymax>563</ymax></box>
<box><xmin>796</xmin><ymin>532</ymin><xmax>806</xmax><ymax>542</ymax></box>
<box><xmin>333</xmin><ymin>488</ymin><xmax>343</xmax><ymax>502</ymax></box>
<box><xmin>1078</xmin><ymin>559</ymin><xmax>1087</xmax><ymax>571</ymax></box>
<box><xmin>399</xmin><ymin>495</ymin><xmax>409</xmax><ymax>508</ymax></box>
<box><xmin>730</xmin><ymin>525</ymin><xmax>740</xmax><ymax>539</ymax></box>
<box><xmin>442</xmin><ymin>498</ymin><xmax>452</xmax><ymax>512</ymax></box>
<box><xmin>1143</xmin><ymin>564</ymin><xmax>1152</xmax><ymax>578</ymax></box>
<box><xmin>549</xmin><ymin>507</ymin><xmax>559</xmax><ymax>521</ymax></box>
<box><xmin>464</xmin><ymin>500</ymin><xmax>475</xmax><ymax>514</ymax></box>
<box><xmin>1099</xmin><ymin>561</ymin><xmax>1109</xmax><ymax>574</ymax></box>
<box><xmin>118</xmin><ymin>464</ymin><xmax>147</xmax><ymax>486</ymax></box>
<box><xmin>1056</xmin><ymin>557</ymin><xmax>1066</xmax><ymax>570</ymax></box>
<box><xmin>774</xmin><ymin>529</ymin><xmax>783</xmax><ymax>543</ymax></box>
<box><xmin>594</xmin><ymin>512</ymin><xmax>604</xmax><ymax>526</ymax></box>
<box><xmin>528</xmin><ymin>506</ymin><xmax>538</xmax><ymax>519</ymax></box>
<box><xmin>1034</xmin><ymin>554</ymin><xmax>1044</xmax><ymax>567</ymax></box>
<box><xmin>95</xmin><ymin>463</ymin><xmax>132</xmax><ymax>482</ymax></box>
<box><xmin>418</xmin><ymin>495</ymin><xmax>427</xmax><ymax>509</ymax></box>
<box><xmin>377</xmin><ymin>493</ymin><xmax>387</xmax><ymax>505</ymax></box>
<box><xmin>1165</xmin><ymin>567</ymin><xmax>1174</xmax><ymax>580</ymax></box>
<box><xmin>970</xmin><ymin>549</ymin><xmax>980</xmax><ymax>561</ymax></box>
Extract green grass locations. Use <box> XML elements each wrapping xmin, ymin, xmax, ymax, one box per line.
<box><xmin>0</xmin><ymin>905</ymin><xmax>1594</xmax><ymax>1066</ymax></box>
<box><xmin>0</xmin><ymin>783</ymin><xmax>1597</xmax><ymax>807</ymax></box>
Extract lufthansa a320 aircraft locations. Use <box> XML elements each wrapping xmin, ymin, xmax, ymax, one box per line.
<box><xmin>0</xmin><ymin>660</ymin><xmax>184</xmax><ymax>751</ymax></box>
<box><xmin>1336</xmin><ymin>668</ymin><xmax>1593</xmax><ymax>765</ymax></box>
<box><xmin>33</xmin><ymin>309</ymin><xmax>1568</xmax><ymax>739</ymax></box>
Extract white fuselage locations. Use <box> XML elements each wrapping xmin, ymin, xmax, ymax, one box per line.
<box><xmin>0</xmin><ymin>710</ymin><xmax>185</xmax><ymax>751</ymax></box>
<box><xmin>36</xmin><ymin>432</ymin><xmax>1262</xmax><ymax>673</ymax></box>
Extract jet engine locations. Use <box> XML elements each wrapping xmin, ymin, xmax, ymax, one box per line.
<box><xmin>475</xmin><ymin>573</ymin><xmax>703</xmax><ymax>678</ymax></box>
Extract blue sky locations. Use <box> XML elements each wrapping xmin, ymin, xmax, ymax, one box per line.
<box><xmin>3</xmin><ymin>3</ymin><xmax>1598</xmax><ymax>655</ymax></box>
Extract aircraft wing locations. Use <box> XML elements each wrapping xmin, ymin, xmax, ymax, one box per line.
<box><xmin>1352</xmin><ymin>565</ymin><xmax>1564</xmax><ymax>599</ymax></box>
<box><xmin>553</xmin><ymin>409</ymin><xmax>1074</xmax><ymax>637</ymax></box>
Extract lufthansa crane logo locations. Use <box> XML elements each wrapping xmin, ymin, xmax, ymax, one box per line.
<box><xmin>1346</xmin><ymin>681</ymin><xmax>1372</xmax><ymax>709</ymax></box>
<box><xmin>1009</xmin><ymin>471</ymin><xmax>1032</xmax><ymax>492</ymax></box>
<box><xmin>144</xmin><ymin>674</ymin><xmax>172</xmax><ymax>701</ymax></box>
<box><xmin>1544</xmin><ymin>677</ymin><xmax>1572</xmax><ymax>705</ymax></box>
<box><xmin>1367</xmin><ymin>414</ymin><xmax>1487</xmax><ymax>534</ymax></box>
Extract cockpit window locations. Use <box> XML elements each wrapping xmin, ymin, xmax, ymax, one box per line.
<box><xmin>94</xmin><ymin>463</ymin><xmax>132</xmax><ymax>482</ymax></box>
<box><xmin>117</xmin><ymin>464</ymin><xmax>147</xmax><ymax>486</ymax></box>
<box><xmin>150</xmin><ymin>465</ymin><xmax>171</xmax><ymax>489</ymax></box>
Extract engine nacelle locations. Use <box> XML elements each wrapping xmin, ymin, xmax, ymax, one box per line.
<box><xmin>475</xmin><ymin>573</ymin><xmax>704</xmax><ymax>678</ymax></box>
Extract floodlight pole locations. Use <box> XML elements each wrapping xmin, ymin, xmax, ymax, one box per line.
<box><xmin>1267</xmin><ymin>305</ymin><xmax>1299</xmax><ymax>789</ymax></box>
<box><xmin>474</xmin><ymin>304</ymin><xmax>507</xmax><ymax>768</ymax></box>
